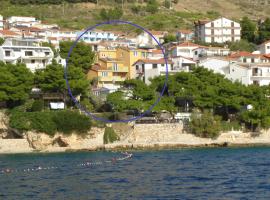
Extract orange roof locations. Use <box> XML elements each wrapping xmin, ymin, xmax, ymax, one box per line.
<box><xmin>0</xmin><ymin>30</ymin><xmax>20</xmax><ymax>36</ymax></box>
<box><xmin>91</xmin><ymin>63</ymin><xmax>108</xmax><ymax>71</ymax></box>
<box><xmin>178</xmin><ymin>29</ymin><xmax>193</xmax><ymax>34</ymax></box>
<box><xmin>229</xmin><ymin>51</ymin><xmax>259</xmax><ymax>58</ymax></box>
<box><xmin>133</xmin><ymin>58</ymin><xmax>173</xmax><ymax>65</ymax></box>
<box><xmin>151</xmin><ymin>49</ymin><xmax>163</xmax><ymax>54</ymax></box>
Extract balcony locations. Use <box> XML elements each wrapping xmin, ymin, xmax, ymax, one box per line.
<box><xmin>107</xmin><ymin>66</ymin><xmax>129</xmax><ymax>72</ymax></box>
<box><xmin>98</xmin><ymin>76</ymin><xmax>126</xmax><ymax>82</ymax></box>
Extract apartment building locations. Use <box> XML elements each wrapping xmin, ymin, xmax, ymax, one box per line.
<box><xmin>6</xmin><ymin>16</ymin><xmax>41</xmax><ymax>28</ymax></box>
<box><xmin>133</xmin><ymin>58</ymin><xmax>173</xmax><ymax>85</ymax></box>
<box><xmin>259</xmin><ymin>40</ymin><xmax>270</xmax><ymax>54</ymax></box>
<box><xmin>78</xmin><ymin>30</ymin><xmax>118</xmax><ymax>44</ymax></box>
<box><xmin>0</xmin><ymin>15</ymin><xmax>4</xmax><ymax>30</ymax></box>
<box><xmin>0</xmin><ymin>38</ymin><xmax>54</xmax><ymax>72</ymax></box>
<box><xmin>194</xmin><ymin>17</ymin><xmax>241</xmax><ymax>43</ymax></box>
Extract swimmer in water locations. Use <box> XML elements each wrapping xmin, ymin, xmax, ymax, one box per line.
<box><xmin>5</xmin><ymin>168</ymin><xmax>11</xmax><ymax>173</ymax></box>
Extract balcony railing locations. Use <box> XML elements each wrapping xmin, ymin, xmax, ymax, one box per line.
<box><xmin>107</xmin><ymin>66</ymin><xmax>129</xmax><ymax>72</ymax></box>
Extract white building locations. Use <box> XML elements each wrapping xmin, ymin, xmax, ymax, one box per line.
<box><xmin>136</xmin><ymin>31</ymin><xmax>167</xmax><ymax>48</ymax></box>
<box><xmin>176</xmin><ymin>29</ymin><xmax>194</xmax><ymax>41</ymax></box>
<box><xmin>133</xmin><ymin>58</ymin><xmax>174</xmax><ymax>85</ymax></box>
<box><xmin>170</xmin><ymin>42</ymin><xmax>205</xmax><ymax>61</ymax></box>
<box><xmin>171</xmin><ymin>56</ymin><xmax>196</xmax><ymax>72</ymax></box>
<box><xmin>199</xmin><ymin>56</ymin><xmax>270</xmax><ymax>86</ymax></box>
<box><xmin>7</xmin><ymin>16</ymin><xmax>40</xmax><ymax>28</ymax></box>
<box><xmin>0</xmin><ymin>15</ymin><xmax>4</xmax><ymax>30</ymax></box>
<box><xmin>0</xmin><ymin>38</ymin><xmax>54</xmax><ymax>72</ymax></box>
<box><xmin>259</xmin><ymin>40</ymin><xmax>270</xmax><ymax>54</ymax></box>
<box><xmin>194</xmin><ymin>17</ymin><xmax>241</xmax><ymax>43</ymax></box>
<box><xmin>77</xmin><ymin>30</ymin><xmax>118</xmax><ymax>44</ymax></box>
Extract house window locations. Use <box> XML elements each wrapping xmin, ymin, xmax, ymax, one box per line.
<box><xmin>243</xmin><ymin>58</ymin><xmax>247</xmax><ymax>63</ymax></box>
<box><xmin>153</xmin><ymin>64</ymin><xmax>158</xmax><ymax>69</ymax></box>
<box><xmin>113</xmin><ymin>63</ymin><xmax>118</xmax><ymax>71</ymax></box>
<box><xmin>5</xmin><ymin>51</ymin><xmax>11</xmax><ymax>57</ymax></box>
<box><xmin>133</xmin><ymin>51</ymin><xmax>138</xmax><ymax>56</ymax></box>
<box><xmin>101</xmin><ymin>72</ymin><xmax>108</xmax><ymax>77</ymax></box>
<box><xmin>136</xmin><ymin>65</ymin><xmax>139</xmax><ymax>70</ymax></box>
<box><xmin>25</xmin><ymin>51</ymin><xmax>33</xmax><ymax>56</ymax></box>
<box><xmin>231</xmin><ymin>22</ymin><xmax>234</xmax><ymax>27</ymax></box>
<box><xmin>267</xmin><ymin>46</ymin><xmax>270</xmax><ymax>49</ymax></box>
<box><xmin>253</xmin><ymin>80</ymin><xmax>259</xmax><ymax>85</ymax></box>
<box><xmin>31</xmin><ymin>60</ymin><xmax>35</xmax><ymax>64</ymax></box>
<box><xmin>251</xmin><ymin>58</ymin><xmax>255</xmax><ymax>63</ymax></box>
<box><xmin>194</xmin><ymin>51</ymin><xmax>198</xmax><ymax>55</ymax></box>
<box><xmin>45</xmin><ymin>52</ymin><xmax>50</xmax><ymax>56</ymax></box>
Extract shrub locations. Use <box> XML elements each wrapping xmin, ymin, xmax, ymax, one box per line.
<box><xmin>53</xmin><ymin>111</ymin><xmax>91</xmax><ymax>135</ymax></box>
<box><xmin>31</xmin><ymin>100</ymin><xmax>44</xmax><ymax>112</ymax></box>
<box><xmin>9</xmin><ymin>110</ymin><xmax>91</xmax><ymax>136</ymax></box>
<box><xmin>189</xmin><ymin>110</ymin><xmax>221</xmax><ymax>139</ymax></box>
<box><xmin>103</xmin><ymin>127</ymin><xmax>119</xmax><ymax>144</ymax></box>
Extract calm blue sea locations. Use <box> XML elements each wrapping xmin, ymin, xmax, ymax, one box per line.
<box><xmin>1</xmin><ymin>147</ymin><xmax>270</xmax><ymax>199</ymax></box>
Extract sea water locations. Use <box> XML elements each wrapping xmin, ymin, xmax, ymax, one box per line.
<box><xmin>1</xmin><ymin>147</ymin><xmax>270</xmax><ymax>199</ymax></box>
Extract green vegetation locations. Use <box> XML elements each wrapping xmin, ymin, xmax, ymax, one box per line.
<box><xmin>103</xmin><ymin>127</ymin><xmax>119</xmax><ymax>144</ymax></box>
<box><xmin>163</xmin><ymin>34</ymin><xmax>177</xmax><ymax>43</ymax></box>
<box><xmin>31</xmin><ymin>100</ymin><xmax>44</xmax><ymax>112</ymax></box>
<box><xmin>0</xmin><ymin>62</ymin><xmax>34</xmax><ymax>108</ymax></box>
<box><xmin>9</xmin><ymin>110</ymin><xmax>91</xmax><ymax>136</ymax></box>
<box><xmin>228</xmin><ymin>40</ymin><xmax>256</xmax><ymax>52</ymax></box>
<box><xmin>190</xmin><ymin>110</ymin><xmax>221</xmax><ymax>139</ymax></box>
<box><xmin>99</xmin><ymin>7</ymin><xmax>123</xmax><ymax>21</ymax></box>
<box><xmin>59</xmin><ymin>41</ymin><xmax>95</xmax><ymax>72</ymax></box>
<box><xmin>107</xmin><ymin>67</ymin><xmax>270</xmax><ymax>135</ymax></box>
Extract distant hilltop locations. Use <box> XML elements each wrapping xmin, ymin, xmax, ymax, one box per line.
<box><xmin>1</xmin><ymin>0</ymin><xmax>270</xmax><ymax>31</ymax></box>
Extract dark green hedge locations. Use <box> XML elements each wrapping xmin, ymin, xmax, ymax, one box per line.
<box><xmin>9</xmin><ymin>110</ymin><xmax>91</xmax><ymax>136</ymax></box>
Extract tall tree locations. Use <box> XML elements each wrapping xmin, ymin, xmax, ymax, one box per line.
<box><xmin>59</xmin><ymin>41</ymin><xmax>95</xmax><ymax>72</ymax></box>
<box><xmin>0</xmin><ymin>62</ymin><xmax>34</xmax><ymax>107</ymax></box>
<box><xmin>35</xmin><ymin>60</ymin><xmax>90</xmax><ymax>97</ymax></box>
<box><xmin>240</xmin><ymin>16</ymin><xmax>256</xmax><ymax>43</ymax></box>
<box><xmin>258</xmin><ymin>18</ymin><xmax>270</xmax><ymax>43</ymax></box>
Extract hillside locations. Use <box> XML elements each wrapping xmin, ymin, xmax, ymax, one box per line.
<box><xmin>1</xmin><ymin>0</ymin><xmax>270</xmax><ymax>31</ymax></box>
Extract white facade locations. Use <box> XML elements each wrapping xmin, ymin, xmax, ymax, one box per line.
<box><xmin>78</xmin><ymin>30</ymin><xmax>118</xmax><ymax>44</ymax></box>
<box><xmin>7</xmin><ymin>16</ymin><xmax>40</xmax><ymax>28</ymax></box>
<box><xmin>134</xmin><ymin>59</ymin><xmax>173</xmax><ymax>85</ymax></box>
<box><xmin>171</xmin><ymin>56</ymin><xmax>196</xmax><ymax>72</ymax></box>
<box><xmin>136</xmin><ymin>31</ymin><xmax>167</xmax><ymax>48</ymax></box>
<box><xmin>0</xmin><ymin>15</ymin><xmax>4</xmax><ymax>30</ymax></box>
<box><xmin>259</xmin><ymin>41</ymin><xmax>270</xmax><ymax>54</ymax></box>
<box><xmin>170</xmin><ymin>42</ymin><xmax>205</xmax><ymax>61</ymax></box>
<box><xmin>0</xmin><ymin>38</ymin><xmax>54</xmax><ymax>72</ymax></box>
<box><xmin>195</xmin><ymin>17</ymin><xmax>241</xmax><ymax>43</ymax></box>
<box><xmin>199</xmin><ymin>58</ymin><xmax>270</xmax><ymax>86</ymax></box>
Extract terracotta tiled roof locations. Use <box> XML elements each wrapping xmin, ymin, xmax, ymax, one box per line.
<box><xmin>0</xmin><ymin>30</ymin><xmax>20</xmax><ymax>36</ymax></box>
<box><xmin>133</xmin><ymin>58</ymin><xmax>173</xmax><ymax>65</ymax></box>
<box><xmin>229</xmin><ymin>51</ymin><xmax>260</xmax><ymax>58</ymax></box>
<box><xmin>178</xmin><ymin>29</ymin><xmax>193</xmax><ymax>34</ymax></box>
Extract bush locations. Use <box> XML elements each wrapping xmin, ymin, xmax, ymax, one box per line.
<box><xmin>31</xmin><ymin>100</ymin><xmax>44</xmax><ymax>112</ymax></box>
<box><xmin>189</xmin><ymin>110</ymin><xmax>221</xmax><ymax>139</ymax></box>
<box><xmin>53</xmin><ymin>111</ymin><xmax>91</xmax><ymax>135</ymax></box>
<box><xmin>9</xmin><ymin>110</ymin><xmax>91</xmax><ymax>136</ymax></box>
<box><xmin>103</xmin><ymin>127</ymin><xmax>119</xmax><ymax>144</ymax></box>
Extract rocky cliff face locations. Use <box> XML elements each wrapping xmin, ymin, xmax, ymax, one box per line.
<box><xmin>25</xmin><ymin>127</ymin><xmax>105</xmax><ymax>151</ymax></box>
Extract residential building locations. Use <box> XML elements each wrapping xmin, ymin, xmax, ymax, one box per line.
<box><xmin>170</xmin><ymin>42</ymin><xmax>206</xmax><ymax>61</ymax></box>
<box><xmin>0</xmin><ymin>30</ymin><xmax>21</xmax><ymax>39</ymax></box>
<box><xmin>199</xmin><ymin>56</ymin><xmax>270</xmax><ymax>86</ymax></box>
<box><xmin>136</xmin><ymin>31</ymin><xmax>167</xmax><ymax>48</ymax></box>
<box><xmin>0</xmin><ymin>15</ymin><xmax>4</xmax><ymax>30</ymax></box>
<box><xmin>171</xmin><ymin>56</ymin><xmax>196</xmax><ymax>72</ymax></box>
<box><xmin>87</xmin><ymin>62</ymin><xmax>128</xmax><ymax>92</ymax></box>
<box><xmin>176</xmin><ymin>29</ymin><xmax>194</xmax><ymax>41</ymax></box>
<box><xmin>259</xmin><ymin>40</ymin><xmax>270</xmax><ymax>54</ymax></box>
<box><xmin>194</xmin><ymin>17</ymin><xmax>241</xmax><ymax>43</ymax></box>
<box><xmin>133</xmin><ymin>58</ymin><xmax>173</xmax><ymax>85</ymax></box>
<box><xmin>229</xmin><ymin>51</ymin><xmax>270</xmax><ymax>63</ymax></box>
<box><xmin>78</xmin><ymin>30</ymin><xmax>118</xmax><ymax>44</ymax></box>
<box><xmin>0</xmin><ymin>38</ymin><xmax>54</xmax><ymax>72</ymax></box>
<box><xmin>6</xmin><ymin>16</ymin><xmax>40</xmax><ymax>28</ymax></box>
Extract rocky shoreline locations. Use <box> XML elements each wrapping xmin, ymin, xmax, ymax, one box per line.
<box><xmin>2</xmin><ymin>111</ymin><xmax>270</xmax><ymax>154</ymax></box>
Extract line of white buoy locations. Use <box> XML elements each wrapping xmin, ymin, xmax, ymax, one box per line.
<box><xmin>0</xmin><ymin>152</ymin><xmax>133</xmax><ymax>175</ymax></box>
